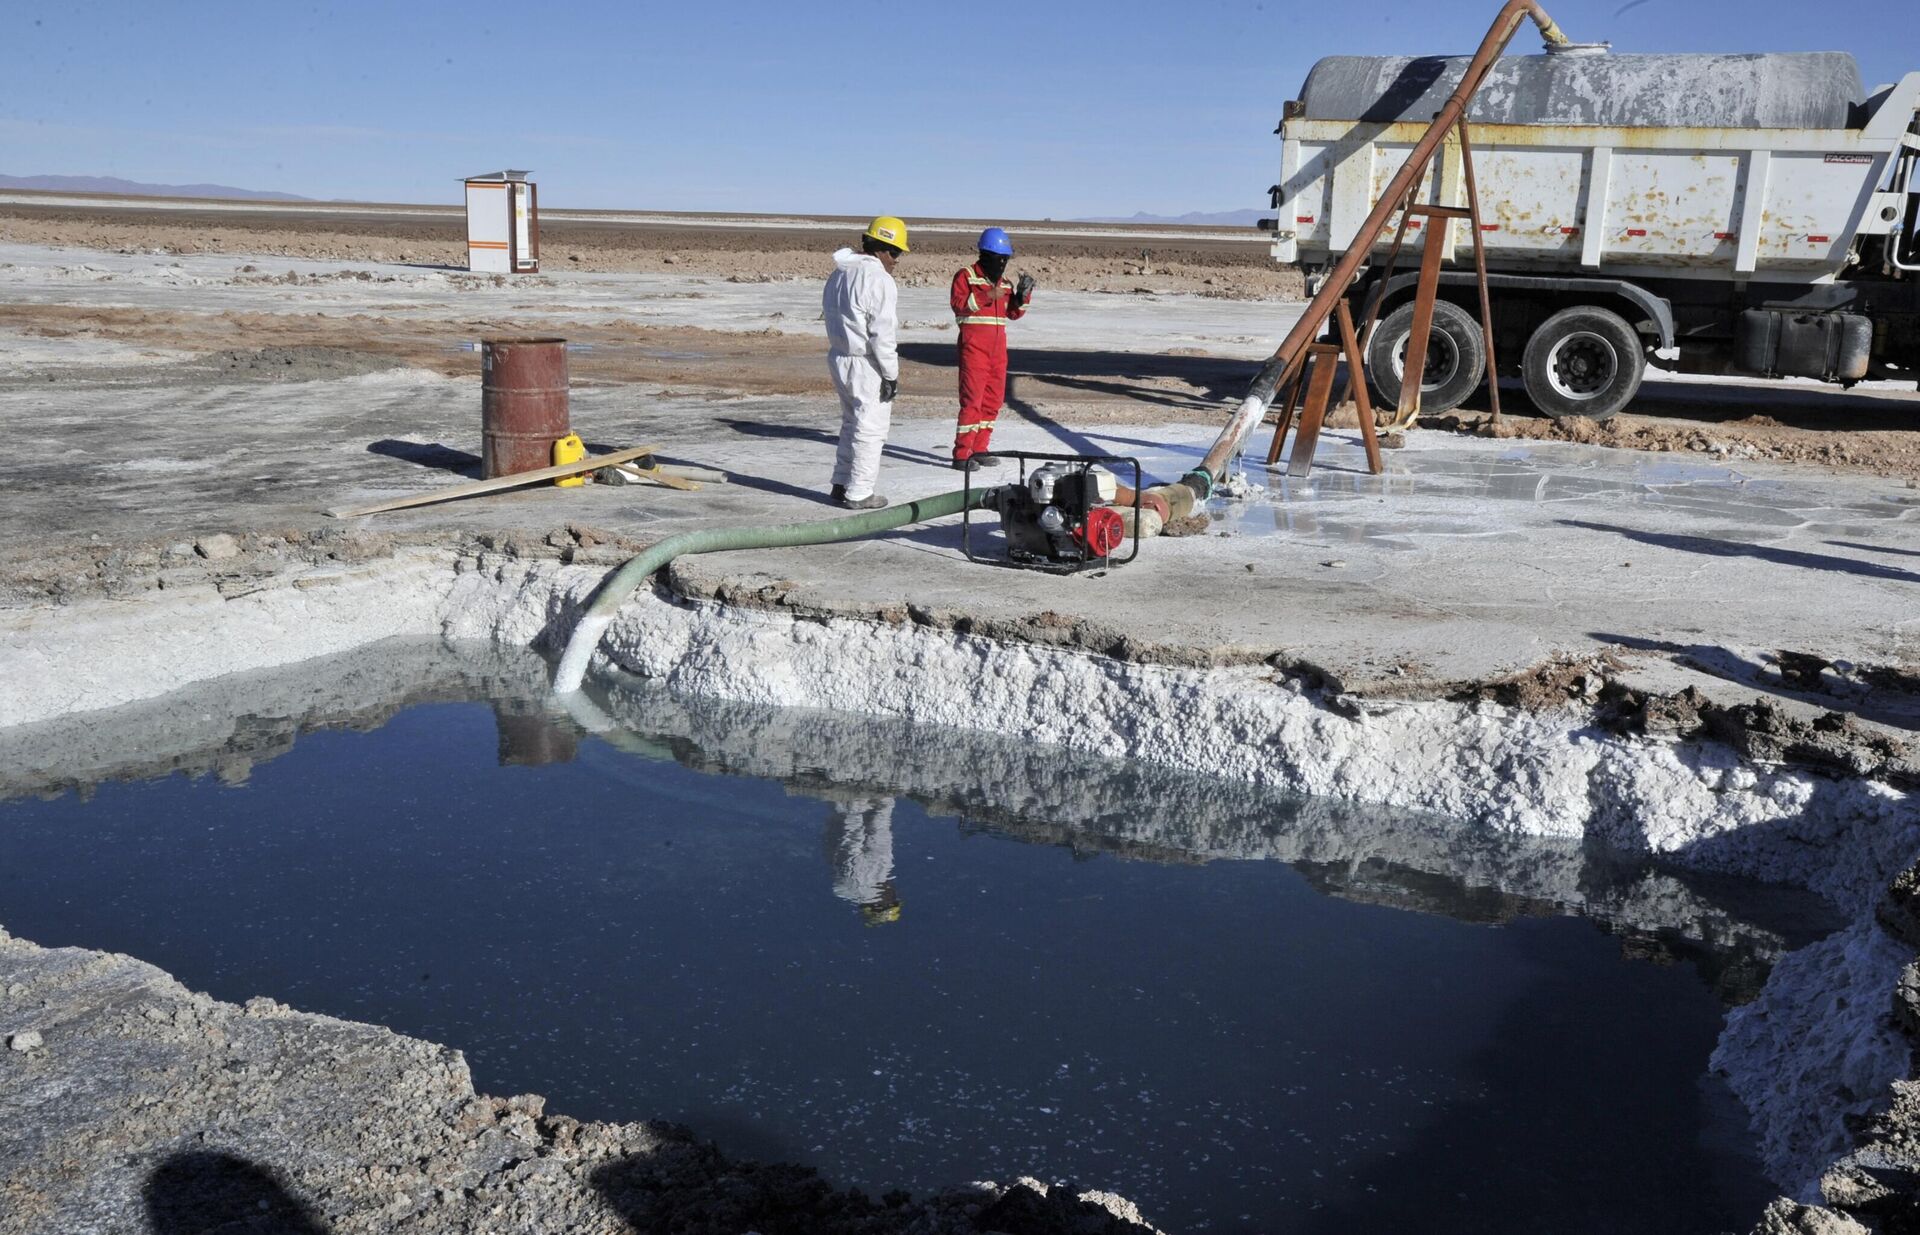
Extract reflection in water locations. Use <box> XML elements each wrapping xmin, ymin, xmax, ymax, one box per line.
<box><xmin>562</xmin><ymin>665</ymin><xmax>1832</xmax><ymax>1006</ymax></box>
<box><xmin>824</xmin><ymin>793</ymin><xmax>901</xmax><ymax>924</ymax></box>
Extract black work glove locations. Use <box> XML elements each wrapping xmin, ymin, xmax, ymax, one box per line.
<box><xmin>879</xmin><ymin>377</ymin><xmax>898</xmax><ymax>403</ymax></box>
<box><xmin>1016</xmin><ymin>273</ymin><xmax>1036</xmax><ymax>300</ymax></box>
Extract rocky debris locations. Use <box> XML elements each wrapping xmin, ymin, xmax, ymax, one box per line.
<box><xmin>6</xmin><ymin>1029</ymin><xmax>41</xmax><ymax>1053</ymax></box>
<box><xmin>193</xmin><ymin>532</ymin><xmax>240</xmax><ymax>561</ymax></box>
<box><xmin>1762</xmin><ymin>856</ymin><xmax>1920</xmax><ymax>1235</ymax></box>
<box><xmin>1820</xmin><ymin>1146</ymin><xmax>1920</xmax><ymax>1221</ymax></box>
<box><xmin>1158</xmin><ymin>513</ymin><xmax>1210</xmax><ymax>538</ymax></box>
<box><xmin>1811</xmin><ymin>1082</ymin><xmax>1920</xmax><ymax>1232</ymax></box>
<box><xmin>1753</xmin><ymin>1198</ymin><xmax>1872</xmax><ymax>1234</ymax></box>
<box><xmin>1430</xmin><ymin>409</ymin><xmax>1920</xmax><ymax>485</ymax></box>
<box><xmin>1446</xmin><ymin>654</ymin><xmax>1920</xmax><ymax>790</ymax></box>
<box><xmin>1702</xmin><ymin>701</ymin><xmax>1914</xmax><ymax>785</ymax></box>
<box><xmin>1451</xmin><ymin>651</ymin><xmax>1628</xmax><ymax>712</ymax></box>
<box><xmin>1880</xmin><ymin>862</ymin><xmax>1920</xmax><ymax>950</ymax></box>
<box><xmin>2</xmin><ymin>525</ymin><xmax>415</xmax><ymax>606</ymax></box>
<box><xmin>1897</xmin><ymin>962</ymin><xmax>1920</xmax><ymax>1041</ymax></box>
<box><xmin>972</xmin><ymin>1178</ymin><xmax>1161</xmax><ymax>1234</ymax></box>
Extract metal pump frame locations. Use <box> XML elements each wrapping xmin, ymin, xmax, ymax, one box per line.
<box><xmin>961</xmin><ymin>452</ymin><xmax>1144</xmax><ymax>574</ymax></box>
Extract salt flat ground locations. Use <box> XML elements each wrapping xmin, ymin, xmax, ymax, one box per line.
<box><xmin>0</xmin><ymin>241</ymin><xmax>1915</xmax><ymax>719</ymax></box>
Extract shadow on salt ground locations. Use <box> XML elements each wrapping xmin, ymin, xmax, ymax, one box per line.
<box><xmin>1630</xmin><ymin>378</ymin><xmax>1920</xmax><ymax>430</ymax></box>
<box><xmin>1003</xmin><ymin>379</ymin><xmax>1113</xmax><ymax>460</ymax></box>
<box><xmin>1827</xmin><ymin>540</ymin><xmax>1920</xmax><ymax>560</ymax></box>
<box><xmin>637</xmin><ymin>451</ymin><xmax>836</xmax><ymax>508</ymax></box>
<box><xmin>1557</xmin><ymin>520</ymin><xmax>1920</xmax><ymax>586</ymax></box>
<box><xmin>897</xmin><ymin>342</ymin><xmax>1245</xmax><ymax>414</ymax></box>
<box><xmin>144</xmin><ymin>1150</ymin><xmax>329</xmax><ymax>1235</ymax></box>
<box><xmin>366</xmin><ymin>438</ymin><xmax>481</xmax><ymax>477</ymax></box>
<box><xmin>717</xmin><ymin>418</ymin><xmax>952</xmax><ymax>469</ymax></box>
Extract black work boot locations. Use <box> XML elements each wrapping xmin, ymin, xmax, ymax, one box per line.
<box><xmin>972</xmin><ymin>453</ymin><xmax>1004</xmax><ymax>468</ymax></box>
<box><xmin>830</xmin><ymin>484</ymin><xmax>846</xmax><ymax>502</ymax></box>
<box><xmin>951</xmin><ymin>456</ymin><xmax>980</xmax><ymax>473</ymax></box>
<box><xmin>838</xmin><ymin>493</ymin><xmax>888</xmax><ymax>510</ymax></box>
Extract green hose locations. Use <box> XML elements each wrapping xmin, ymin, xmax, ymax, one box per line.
<box><xmin>553</xmin><ymin>488</ymin><xmax>990</xmax><ymax>693</ymax></box>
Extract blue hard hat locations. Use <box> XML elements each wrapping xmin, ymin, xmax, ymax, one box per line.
<box><xmin>978</xmin><ymin>227</ymin><xmax>1014</xmax><ymax>256</ymax></box>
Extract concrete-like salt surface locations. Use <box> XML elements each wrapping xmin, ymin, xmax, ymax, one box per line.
<box><xmin>0</xmin><ymin>649</ymin><xmax>1834</xmax><ymax>1233</ymax></box>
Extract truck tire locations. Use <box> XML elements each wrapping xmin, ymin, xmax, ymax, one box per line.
<box><xmin>1521</xmin><ymin>306</ymin><xmax>1646</xmax><ymax>421</ymax></box>
<box><xmin>1366</xmin><ymin>299</ymin><xmax>1486</xmax><ymax>415</ymax></box>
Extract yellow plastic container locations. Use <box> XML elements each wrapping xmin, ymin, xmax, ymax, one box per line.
<box><xmin>552</xmin><ymin>432</ymin><xmax>588</xmax><ymax>487</ymax></box>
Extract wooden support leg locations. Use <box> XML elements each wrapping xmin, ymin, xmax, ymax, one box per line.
<box><xmin>1287</xmin><ymin>344</ymin><xmax>1341</xmax><ymax>479</ymax></box>
<box><xmin>1393</xmin><ymin>218</ymin><xmax>1448</xmax><ymax>430</ymax></box>
<box><xmin>1335</xmin><ymin>301</ymin><xmax>1383</xmax><ymax>475</ymax></box>
<box><xmin>1263</xmin><ymin>357</ymin><xmax>1307</xmax><ymax>466</ymax></box>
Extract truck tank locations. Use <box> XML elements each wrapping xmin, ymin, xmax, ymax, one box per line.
<box><xmin>1298</xmin><ymin>51</ymin><xmax>1867</xmax><ymax>130</ymax></box>
<box><xmin>1271</xmin><ymin>49</ymin><xmax>1917</xmax><ymax>282</ymax></box>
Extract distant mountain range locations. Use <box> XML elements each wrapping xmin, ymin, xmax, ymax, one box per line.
<box><xmin>0</xmin><ymin>174</ymin><xmax>310</xmax><ymax>201</ymax></box>
<box><xmin>2</xmin><ymin>176</ymin><xmax>1262</xmax><ymax>223</ymax></box>
<box><xmin>1074</xmin><ymin>209</ymin><xmax>1267</xmax><ymax>227</ymax></box>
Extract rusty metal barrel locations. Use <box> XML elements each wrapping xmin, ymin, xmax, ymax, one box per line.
<box><xmin>481</xmin><ymin>337</ymin><xmax>569</xmax><ymax>478</ymax></box>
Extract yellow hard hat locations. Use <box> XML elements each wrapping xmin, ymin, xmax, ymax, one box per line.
<box><xmin>863</xmin><ymin>215</ymin><xmax>910</xmax><ymax>253</ymax></box>
<box><xmin>861</xmin><ymin>902</ymin><xmax>903</xmax><ymax>926</ymax></box>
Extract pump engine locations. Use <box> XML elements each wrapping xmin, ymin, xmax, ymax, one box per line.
<box><xmin>963</xmin><ymin>452</ymin><xmax>1140</xmax><ymax>572</ymax></box>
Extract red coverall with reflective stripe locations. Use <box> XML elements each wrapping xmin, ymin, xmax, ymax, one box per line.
<box><xmin>949</xmin><ymin>263</ymin><xmax>1028</xmax><ymax>460</ymax></box>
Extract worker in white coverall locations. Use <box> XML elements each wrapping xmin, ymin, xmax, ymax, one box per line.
<box><xmin>823</xmin><ymin>216</ymin><xmax>909</xmax><ymax>510</ymax></box>
<box><xmin>823</xmin><ymin>793</ymin><xmax>901</xmax><ymax>925</ymax></box>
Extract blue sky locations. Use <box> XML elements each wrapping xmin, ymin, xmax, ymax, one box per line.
<box><xmin>6</xmin><ymin>1</ymin><xmax>1914</xmax><ymax>217</ymax></box>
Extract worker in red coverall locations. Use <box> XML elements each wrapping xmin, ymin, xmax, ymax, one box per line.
<box><xmin>949</xmin><ymin>227</ymin><xmax>1035</xmax><ymax>471</ymax></box>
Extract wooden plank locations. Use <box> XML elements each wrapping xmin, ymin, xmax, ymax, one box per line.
<box><xmin>1264</xmin><ymin>357</ymin><xmax>1307</xmax><ymax>466</ymax></box>
<box><xmin>1335</xmin><ymin>301</ymin><xmax>1383</xmax><ymax>475</ymax></box>
<box><xmin>327</xmin><ymin>444</ymin><xmax>660</xmax><ymax>518</ymax></box>
<box><xmin>1394</xmin><ymin>234</ymin><xmax>1447</xmax><ymax>428</ymax></box>
<box><xmin>1287</xmin><ymin>345</ymin><xmax>1340</xmax><ymax>479</ymax></box>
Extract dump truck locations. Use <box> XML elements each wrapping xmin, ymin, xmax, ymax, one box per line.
<box><xmin>1265</xmin><ymin>48</ymin><xmax>1920</xmax><ymax>419</ymax></box>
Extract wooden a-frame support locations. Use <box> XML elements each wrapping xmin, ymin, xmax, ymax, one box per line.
<box><xmin>1265</xmin><ymin>117</ymin><xmax>1505</xmax><ymax>477</ymax></box>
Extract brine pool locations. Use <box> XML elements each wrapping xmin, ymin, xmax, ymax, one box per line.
<box><xmin>0</xmin><ymin>646</ymin><xmax>1837</xmax><ymax>1233</ymax></box>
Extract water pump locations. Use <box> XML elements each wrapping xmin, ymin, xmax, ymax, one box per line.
<box><xmin>963</xmin><ymin>452</ymin><xmax>1141</xmax><ymax>573</ymax></box>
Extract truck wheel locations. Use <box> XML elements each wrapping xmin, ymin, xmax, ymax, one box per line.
<box><xmin>1366</xmin><ymin>300</ymin><xmax>1486</xmax><ymax>415</ymax></box>
<box><xmin>1521</xmin><ymin>307</ymin><xmax>1646</xmax><ymax>421</ymax></box>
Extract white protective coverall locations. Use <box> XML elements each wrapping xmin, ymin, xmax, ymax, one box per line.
<box><xmin>822</xmin><ymin>247</ymin><xmax>900</xmax><ymax>500</ymax></box>
<box><xmin>823</xmin><ymin>795</ymin><xmax>895</xmax><ymax>911</ymax></box>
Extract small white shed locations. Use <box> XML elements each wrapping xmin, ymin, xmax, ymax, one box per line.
<box><xmin>462</xmin><ymin>170</ymin><xmax>539</xmax><ymax>274</ymax></box>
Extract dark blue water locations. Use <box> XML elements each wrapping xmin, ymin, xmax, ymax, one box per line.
<box><xmin>0</xmin><ymin>693</ymin><xmax>1792</xmax><ymax>1233</ymax></box>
